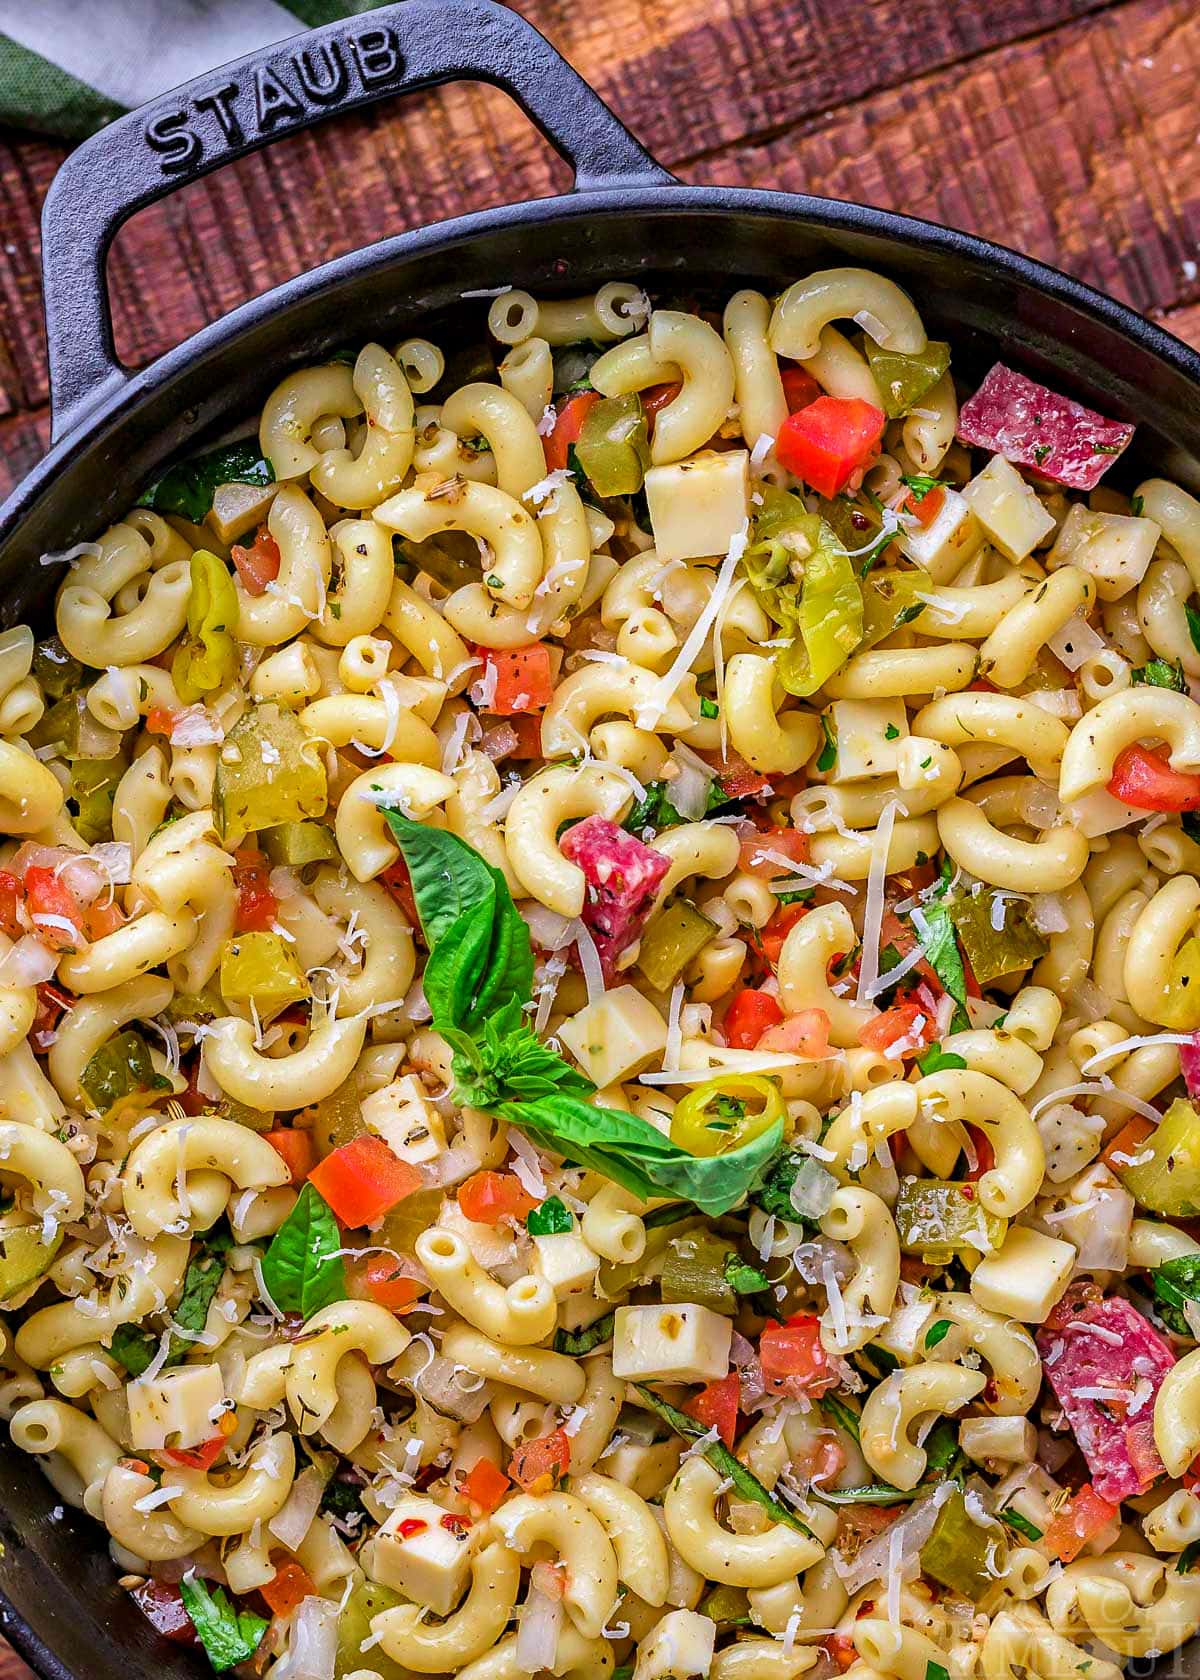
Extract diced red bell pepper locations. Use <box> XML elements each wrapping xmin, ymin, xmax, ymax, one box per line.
<box><xmin>82</xmin><ymin>898</ymin><xmax>126</xmax><ymax>941</ymax></box>
<box><xmin>1101</xmin><ymin>1114</ymin><xmax>1157</xmax><ymax>1173</ymax></box>
<box><xmin>30</xmin><ymin>982</ymin><xmax>73</xmax><ymax>1051</ymax></box>
<box><xmin>738</xmin><ymin>828</ymin><xmax>811</xmax><ymax>879</ymax></box>
<box><xmin>724</xmin><ymin>988</ymin><xmax>784</xmax><ymax>1050</ymax></box>
<box><xmin>509</xmin><ymin>1427</ymin><xmax>571</xmax><ymax>1493</ymax></box>
<box><xmin>23</xmin><ymin>866</ymin><xmax>84</xmax><ymax>952</ymax></box>
<box><xmin>903</xmin><ymin>484</ymin><xmax>945</xmax><ymax>527</ymax></box>
<box><xmin>1043</xmin><ymin>1484</ymin><xmax>1119</xmax><ymax>1563</ymax></box>
<box><xmin>1106</xmin><ymin>743</ymin><xmax>1200</xmax><ymax>812</ymax></box>
<box><xmin>263</xmin><ymin>1127</ymin><xmax>314</xmax><ymax>1186</ymax></box>
<box><xmin>0</xmin><ymin>870</ymin><xmax>23</xmax><ymax>938</ymax></box>
<box><xmin>461</xmin><ymin>1457</ymin><xmax>511</xmax><ymax>1515</ymax></box>
<box><xmin>357</xmin><ymin>1257</ymin><xmax>422</xmax><ymax>1312</ymax></box>
<box><xmin>543</xmin><ymin>391</ymin><xmax>602</xmax><ymax>473</ymax></box>
<box><xmin>145</xmin><ymin>707</ymin><xmax>176</xmax><ymax>737</ymax></box>
<box><xmin>683</xmin><ymin>1372</ymin><xmax>740</xmax><ymax>1448</ymax></box>
<box><xmin>858</xmin><ymin>1001</ymin><xmax>934</xmax><ymax>1056</ymax></box>
<box><xmin>379</xmin><ymin>858</ymin><xmax>420</xmax><ymax>931</ymax></box>
<box><xmin>500</xmin><ymin>713</ymin><xmax>544</xmax><ymax>760</ymax></box>
<box><xmin>758</xmin><ymin>1007</ymin><xmax>831</xmax><ymax>1060</ymax></box>
<box><xmin>826</xmin><ymin>1633</ymin><xmax>860</xmax><ymax>1673</ymax></box>
<box><xmin>759</xmin><ymin>1314</ymin><xmax>834</xmax><ymax>1395</ymax></box>
<box><xmin>308</xmin><ymin>1135</ymin><xmax>423</xmax><ymax>1228</ymax></box>
<box><xmin>963</xmin><ymin>1125</ymin><xmax>995</xmax><ymax>1182</ymax></box>
<box><xmin>779</xmin><ymin>363</ymin><xmax>822</xmax><ymax>415</ymax></box>
<box><xmin>703</xmin><ymin>749</ymin><xmax>772</xmax><ymax>800</ymax></box>
<box><xmin>640</xmin><ymin>381</ymin><xmax>683</xmax><ymax>433</ymax></box>
<box><xmin>457</xmin><ymin>1170</ymin><xmax>537</xmax><ymax>1225</ymax></box>
<box><xmin>476</xmin><ymin>643</ymin><xmax>554</xmax><ymax>715</ymax></box>
<box><xmin>158</xmin><ymin>1410</ymin><xmax>237</xmax><ymax>1470</ymax></box>
<box><xmin>233</xmin><ymin>848</ymin><xmax>278</xmax><ymax>933</ymax></box>
<box><xmin>775</xmin><ymin>396</ymin><xmax>886</xmax><ymax>498</ymax></box>
<box><xmin>759</xmin><ymin>902</ymin><xmax>807</xmax><ymax>967</ymax></box>
<box><xmin>130</xmin><ymin>1579</ymin><xmax>199</xmax><ymax>1645</ymax></box>
<box><xmin>231</xmin><ymin>524</ymin><xmax>282</xmax><ymax>596</ymax></box>
<box><xmin>559</xmin><ymin>815</ymin><xmax>669</xmax><ymax>980</ymax></box>
<box><xmin>260</xmin><ymin>1561</ymin><xmax>317</xmax><ymax>1618</ymax></box>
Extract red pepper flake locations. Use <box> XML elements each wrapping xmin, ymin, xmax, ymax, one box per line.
<box><xmin>397</xmin><ymin>1517</ymin><xmax>429</xmax><ymax>1539</ymax></box>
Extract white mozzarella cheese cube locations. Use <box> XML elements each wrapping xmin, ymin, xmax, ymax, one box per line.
<box><xmin>633</xmin><ymin>1608</ymin><xmax>716</xmax><ymax>1679</ymax></box>
<box><xmin>960</xmin><ymin>1415</ymin><xmax>1038</xmax><ymax>1467</ymax></box>
<box><xmin>961</xmin><ymin>454</ymin><xmax>1055</xmax><ymax>561</ymax></box>
<box><xmin>826</xmin><ymin>698</ymin><xmax>908</xmax><ymax>784</ymax></box>
<box><xmin>361</xmin><ymin>1075</ymin><xmax>446</xmax><ymax>1166</ymax></box>
<box><xmin>532</xmin><ymin>1231</ymin><xmax>600</xmax><ymax>1299</ymax></box>
<box><xmin>896</xmin><ymin>486</ymin><xmax>984</xmax><ymax>581</ymax></box>
<box><xmin>970</xmin><ymin>1225</ymin><xmax>1075</xmax><ymax>1323</ymax></box>
<box><xmin>612</xmin><ymin>1303</ymin><xmax>732</xmax><ymax>1384</ymax></box>
<box><xmin>645</xmin><ymin>450</ymin><xmax>750</xmax><ymax>562</ymax></box>
<box><xmin>558</xmin><ymin>985</ymin><xmax>668</xmax><ymax>1087</ymax></box>
<box><xmin>1048</xmin><ymin>501</ymin><xmax>1161</xmax><ymax>600</ymax></box>
<box><xmin>365</xmin><ymin>1493</ymin><xmax>479</xmax><ymax>1615</ymax></box>
<box><xmin>127</xmin><ymin>1364</ymin><xmax>228</xmax><ymax>1452</ymax></box>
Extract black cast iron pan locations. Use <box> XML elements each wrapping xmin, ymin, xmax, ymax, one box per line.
<box><xmin>0</xmin><ymin>3</ymin><xmax>1197</xmax><ymax>1675</ymax></box>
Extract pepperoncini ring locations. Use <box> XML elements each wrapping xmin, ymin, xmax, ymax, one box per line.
<box><xmin>670</xmin><ymin>1074</ymin><xmax>786</xmax><ymax>1159</ymax></box>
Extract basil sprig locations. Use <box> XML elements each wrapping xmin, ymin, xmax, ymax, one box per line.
<box><xmin>136</xmin><ymin>440</ymin><xmax>274</xmax><ymax>523</ymax></box>
<box><xmin>260</xmin><ymin>1182</ymin><xmax>345</xmax><ymax>1318</ymax></box>
<box><xmin>384</xmin><ymin>817</ymin><xmax>781</xmax><ymax>1216</ymax></box>
<box><xmin>179</xmin><ymin>1575</ymin><xmax>268</xmax><ymax>1673</ymax></box>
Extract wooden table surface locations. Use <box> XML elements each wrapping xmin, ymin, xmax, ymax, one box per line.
<box><xmin>0</xmin><ymin>0</ymin><xmax>1196</xmax><ymax>1668</ymax></box>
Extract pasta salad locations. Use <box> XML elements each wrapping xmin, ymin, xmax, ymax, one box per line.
<box><xmin>3</xmin><ymin>267</ymin><xmax>1200</xmax><ymax>1680</ymax></box>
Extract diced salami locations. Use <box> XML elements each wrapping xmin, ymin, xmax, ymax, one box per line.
<box><xmin>1038</xmin><ymin>1292</ymin><xmax>1175</xmax><ymax>1501</ymax></box>
<box><xmin>560</xmin><ymin>816</ymin><xmax>669</xmax><ymax>979</ymax></box>
<box><xmin>957</xmin><ymin>363</ymin><xmax>1134</xmax><ymax>491</ymax></box>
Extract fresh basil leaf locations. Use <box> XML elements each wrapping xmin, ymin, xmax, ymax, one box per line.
<box><xmin>641</xmin><ymin>1202</ymin><xmax>690</xmax><ymax>1230</ymax></box>
<box><xmin>554</xmin><ymin>1312</ymin><xmax>615</xmax><ymax>1355</ymax></box>
<box><xmin>819</xmin><ymin>1393</ymin><xmax>861</xmax><ymax>1444</ymax></box>
<box><xmin>502</xmin><ymin>1093</ymin><xmax>782</xmax><ymax>1218</ymax></box>
<box><xmin>260</xmin><ymin>1182</ymin><xmax>345</xmax><ymax>1318</ymax></box>
<box><xmin>1187</xmin><ymin>603</ymin><xmax>1200</xmax><ymax>657</ymax></box>
<box><xmin>924</xmin><ymin>1318</ymin><xmax>952</xmax><ymax>1350</ymax></box>
<box><xmin>178</xmin><ymin>1575</ymin><xmax>268</xmax><ymax>1673</ymax></box>
<box><xmin>137</xmin><ymin>442</ymin><xmax>274</xmax><ymax>524</ymax></box>
<box><xmin>923</xmin><ymin>1418</ymin><xmax>964</xmax><ymax>1477</ymax></box>
<box><xmin>109</xmin><ymin>1244</ymin><xmax>227</xmax><ymax>1376</ymax></box>
<box><xmin>382</xmin><ymin>816</ymin><xmax>497</xmax><ymax>946</ymax></box>
<box><xmin>1133</xmin><ymin>657</ymin><xmax>1186</xmax><ymax>691</ymax></box>
<box><xmin>725</xmin><ymin>1257</ymin><xmax>770</xmax><ymax>1294</ymax></box>
<box><xmin>321</xmin><ymin>1475</ymin><xmax>368</xmax><ymax>1521</ymax></box>
<box><xmin>816</xmin><ymin>712</ymin><xmax>837</xmax><ymax>773</ymax></box>
<box><xmin>1179</xmin><ymin>1537</ymin><xmax>1200</xmax><ymax>1573</ymax></box>
<box><xmin>700</xmin><ymin>696</ymin><xmax>720</xmax><ymax>719</ymax></box>
<box><xmin>527</xmin><ymin>1195</ymin><xmax>573</xmax><ymax>1236</ymax></box>
<box><xmin>926</xmin><ymin>1664</ymin><xmax>950</xmax><ymax>1680</ymax></box>
<box><xmin>1185</xmin><ymin>811</ymin><xmax>1200</xmax><ymax>846</ymax></box>
<box><xmin>1151</xmin><ymin>1253</ymin><xmax>1200</xmax><ymax>1336</ymax></box>
<box><xmin>914</xmin><ymin>896</ymin><xmax>970</xmax><ymax>1033</ymax></box>
<box><xmin>422</xmin><ymin>892</ymin><xmax>500</xmax><ymax>1029</ymax></box>
<box><xmin>1000</xmin><ymin>1508</ymin><xmax>1043</xmax><ymax>1542</ymax></box>
<box><xmin>752</xmin><ymin>1151</ymin><xmax>806</xmax><ymax>1222</ymax></box>
<box><xmin>915</xmin><ymin>1045</ymin><xmax>968</xmax><ymax>1076</ymax></box>
<box><xmin>634</xmin><ymin>1384</ymin><xmax>817</xmax><ymax>1539</ymax></box>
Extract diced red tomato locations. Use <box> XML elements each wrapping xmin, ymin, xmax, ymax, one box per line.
<box><xmin>380</xmin><ymin>858</ymin><xmax>420</xmax><ymax>931</ymax></box>
<box><xmin>22</xmin><ymin>866</ymin><xmax>84</xmax><ymax>951</ymax></box>
<box><xmin>775</xmin><ymin>396</ymin><xmax>886</xmax><ymax>498</ymax></box>
<box><xmin>683</xmin><ymin>1372</ymin><xmax>740</xmax><ymax>1448</ymax></box>
<box><xmin>130</xmin><ymin>1579</ymin><xmax>198</xmax><ymax>1645</ymax></box>
<box><xmin>779</xmin><ymin>363</ymin><xmax>821</xmax><ymax>414</ymax></box>
<box><xmin>1101</xmin><ymin>1114</ymin><xmax>1157</xmax><ymax>1173</ymax></box>
<box><xmin>30</xmin><ymin>982</ymin><xmax>73</xmax><ymax>1051</ymax></box>
<box><xmin>1107</xmin><ymin>743</ymin><xmax>1200</xmax><ymax>812</ymax></box>
<box><xmin>1043</xmin><ymin>1485</ymin><xmax>1119</xmax><ymax>1563</ymax></box>
<box><xmin>457</xmin><ymin>1170</ymin><xmax>537</xmax><ymax>1225</ymax></box>
<box><xmin>476</xmin><ymin>644</ymin><xmax>554</xmax><ymax>715</ymax></box>
<box><xmin>260</xmin><ymin>1561</ymin><xmax>316</xmax><ymax>1618</ymax></box>
<box><xmin>231</xmin><ymin>524</ymin><xmax>282</xmax><ymax>596</ymax></box>
<box><xmin>903</xmin><ymin>485</ymin><xmax>945</xmax><ymax>527</ymax></box>
<box><xmin>759</xmin><ymin>902</ymin><xmax>807</xmax><ymax>967</ymax></box>
<box><xmin>461</xmin><ymin>1457</ymin><xmax>511</xmax><ymax>1514</ymax></box>
<box><xmin>0</xmin><ymin>870</ymin><xmax>22</xmax><ymax>938</ymax></box>
<box><xmin>858</xmin><ymin>1001</ymin><xmax>934</xmax><ymax>1057</ymax></box>
<box><xmin>759</xmin><ymin>1314</ymin><xmax>834</xmax><ymax>1395</ymax></box>
<box><xmin>640</xmin><ymin>381</ymin><xmax>683</xmax><ymax>432</ymax></box>
<box><xmin>826</xmin><ymin>1633</ymin><xmax>860</xmax><ymax>1672</ymax></box>
<box><xmin>263</xmin><ymin>1127</ymin><xmax>314</xmax><ymax>1185</ymax></box>
<box><xmin>357</xmin><ymin>1257</ymin><xmax>422</xmax><ymax>1312</ymax></box>
<box><xmin>963</xmin><ymin>1125</ymin><xmax>995</xmax><ymax>1182</ymax></box>
<box><xmin>509</xmin><ymin>1428</ymin><xmax>571</xmax><ymax>1493</ymax></box>
<box><xmin>703</xmin><ymin>749</ymin><xmax>772</xmax><ymax>800</ymax></box>
<box><xmin>83</xmin><ymin>898</ymin><xmax>126</xmax><ymax>942</ymax></box>
<box><xmin>758</xmin><ymin>1007</ymin><xmax>831</xmax><ymax>1060</ymax></box>
<box><xmin>543</xmin><ymin>391</ymin><xmax>602</xmax><ymax>473</ymax></box>
<box><xmin>724</xmin><ymin>988</ymin><xmax>784</xmax><ymax>1050</ymax></box>
<box><xmin>738</xmin><ymin>828</ymin><xmax>811</xmax><ymax>879</ymax></box>
<box><xmin>502</xmin><ymin>713</ymin><xmax>544</xmax><ymax>760</ymax></box>
<box><xmin>145</xmin><ymin>706</ymin><xmax>176</xmax><ymax>737</ymax></box>
<box><xmin>233</xmin><ymin>848</ymin><xmax>278</xmax><ymax>933</ymax></box>
<box><xmin>308</xmin><ymin>1136</ymin><xmax>422</xmax><ymax>1228</ymax></box>
<box><xmin>158</xmin><ymin>1410</ymin><xmax>237</xmax><ymax>1470</ymax></box>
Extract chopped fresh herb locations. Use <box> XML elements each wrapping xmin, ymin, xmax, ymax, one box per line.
<box><xmin>924</xmin><ymin>1318</ymin><xmax>952</xmax><ymax>1349</ymax></box>
<box><xmin>914</xmin><ymin>897</ymin><xmax>970</xmax><ymax>1034</ymax></box>
<box><xmin>724</xmin><ymin>1256</ymin><xmax>770</xmax><ymax>1295</ymax></box>
<box><xmin>1187</xmin><ymin>603</ymin><xmax>1200</xmax><ymax>658</ymax></box>
<box><xmin>1093</xmin><ymin>442</ymin><xmax>1123</xmax><ymax>455</ymax></box>
<box><xmin>816</xmin><ymin>712</ymin><xmax>837</xmax><ymax>773</ymax></box>
<box><xmin>641</xmin><ymin>1203</ymin><xmax>690</xmax><ymax>1230</ymax></box>
<box><xmin>109</xmin><ymin>1243</ymin><xmax>227</xmax><ymax>1377</ymax></box>
<box><xmin>1133</xmin><ymin>657</ymin><xmax>1186</xmax><ymax>691</ymax></box>
<box><xmin>856</xmin><ymin>1343</ymin><xmax>899</xmax><ymax>1378</ymax></box>
<box><xmin>1151</xmin><ymin>1253</ymin><xmax>1200</xmax><ymax>1336</ymax></box>
<box><xmin>624</xmin><ymin>778</ymin><xmax>727</xmax><ymax>834</ymax></box>
<box><xmin>1179</xmin><ymin>1537</ymin><xmax>1200</xmax><ymax>1573</ymax></box>
<box><xmin>1184</xmin><ymin>811</ymin><xmax>1200</xmax><ymax>845</ymax></box>
<box><xmin>900</xmin><ymin>474</ymin><xmax>943</xmax><ymax>502</ymax></box>
<box><xmin>923</xmin><ymin>1418</ymin><xmax>965</xmax><ymax>1478</ymax></box>
<box><xmin>554</xmin><ymin>1312</ymin><xmax>616</xmax><ymax>1355</ymax></box>
<box><xmin>819</xmin><ymin>1392</ymin><xmax>861</xmax><ymax>1443</ymax></box>
<box><xmin>178</xmin><ymin>1576</ymin><xmax>268</xmax><ymax>1673</ymax></box>
<box><xmin>926</xmin><ymin>1664</ymin><xmax>951</xmax><ymax>1680</ymax></box>
<box><xmin>774</xmin><ymin>887</ymin><xmax>814</xmax><ymax>908</ymax></box>
<box><xmin>321</xmin><ymin>1476</ymin><xmax>368</xmax><ymax>1521</ymax></box>
<box><xmin>884</xmin><ymin>722</ymin><xmax>900</xmax><ymax>740</ymax></box>
<box><xmin>916</xmin><ymin>1045</ymin><xmax>968</xmax><ymax>1077</ymax></box>
<box><xmin>1000</xmin><ymin>1507</ymin><xmax>1043</xmax><ymax>1542</ymax></box>
<box><xmin>700</xmin><ymin>696</ymin><xmax>720</xmax><ymax>719</ymax></box>
<box><xmin>526</xmin><ymin>1195</ymin><xmax>574</xmax><ymax>1236</ymax></box>
<box><xmin>816</xmin><ymin>1482</ymin><xmax>923</xmax><ymax>1505</ymax></box>
<box><xmin>1032</xmin><ymin>443</ymin><xmax>1051</xmax><ymax>465</ymax></box>
<box><xmin>1131</xmin><ymin>494</ymin><xmax>1145</xmax><ymax>517</ymax></box>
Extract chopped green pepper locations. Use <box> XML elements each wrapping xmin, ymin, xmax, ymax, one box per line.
<box><xmin>214</xmin><ymin>702</ymin><xmax>328</xmax><ymax>846</ymax></box>
<box><xmin>947</xmin><ymin>890</ymin><xmax>1048</xmax><ymax>984</ymax></box>
<box><xmin>220</xmin><ymin>931</ymin><xmax>310</xmax><ymax>1020</ymax></box>
<box><xmin>860</xmin><ymin>569</ymin><xmax>927</xmax><ymax>648</ymax></box>
<box><xmin>0</xmin><ymin>1219</ymin><xmax>62</xmax><ymax>1303</ymax></box>
<box><xmin>637</xmin><ymin>901</ymin><xmax>718</xmax><ymax>991</ymax></box>
<box><xmin>1115</xmin><ymin>1098</ymin><xmax>1200</xmax><ymax>1215</ymax></box>
<box><xmin>864</xmin><ymin>339</ymin><xmax>951</xmax><ymax>419</ymax></box>
<box><xmin>260</xmin><ymin>821</ymin><xmax>339</xmax><ymax>867</ymax></box>
<box><xmin>173</xmin><ymin>550</ymin><xmax>239</xmax><ymax>703</ymax></box>
<box><xmin>920</xmin><ymin>1487</ymin><xmax>1005</xmax><ymax>1603</ymax></box>
<box><xmin>575</xmin><ymin>393</ymin><xmax>650</xmax><ymax>497</ymax></box>
<box><xmin>670</xmin><ymin>1074</ymin><xmax>786</xmax><ymax>1159</ymax></box>
<box><xmin>661</xmin><ymin>1229</ymin><xmax>738</xmax><ymax>1313</ymax></box>
<box><xmin>699</xmin><ymin>1585</ymin><xmax>752</xmax><ymax>1626</ymax></box>
<box><xmin>80</xmin><ymin>1030</ymin><xmax>171</xmax><ymax>1114</ymax></box>
<box><xmin>31</xmin><ymin>638</ymin><xmax>86</xmax><ymax>702</ymax></box>
<box><xmin>334</xmin><ymin>1581</ymin><xmax>411</xmax><ymax>1680</ymax></box>
<box><xmin>894</xmin><ymin>1178</ymin><xmax>1006</xmax><ymax>1261</ymax></box>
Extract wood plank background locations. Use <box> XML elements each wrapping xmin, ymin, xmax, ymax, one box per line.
<box><xmin>0</xmin><ymin>0</ymin><xmax>1197</xmax><ymax>1669</ymax></box>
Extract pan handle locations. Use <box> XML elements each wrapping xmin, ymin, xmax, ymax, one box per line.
<box><xmin>40</xmin><ymin>0</ymin><xmax>674</xmax><ymax>441</ymax></box>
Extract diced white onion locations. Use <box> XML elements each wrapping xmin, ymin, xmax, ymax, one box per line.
<box><xmin>1047</xmin><ymin>610</ymin><xmax>1105</xmax><ymax>671</ymax></box>
<box><xmin>273</xmin><ymin>1595</ymin><xmax>339</xmax><ymax>1680</ymax></box>
<box><xmin>0</xmin><ymin>937</ymin><xmax>58</xmax><ymax>988</ymax></box>
<box><xmin>515</xmin><ymin>1582</ymin><xmax>564</xmax><ymax>1675</ymax></box>
<box><xmin>666</xmin><ymin>742</ymin><xmax>716</xmax><ymax>821</ymax></box>
<box><xmin>1030</xmin><ymin>893</ymin><xmax>1069</xmax><ymax>934</ymax></box>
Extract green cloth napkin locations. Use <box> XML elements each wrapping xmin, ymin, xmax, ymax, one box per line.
<box><xmin>0</xmin><ymin>0</ymin><xmax>389</xmax><ymax>139</ymax></box>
